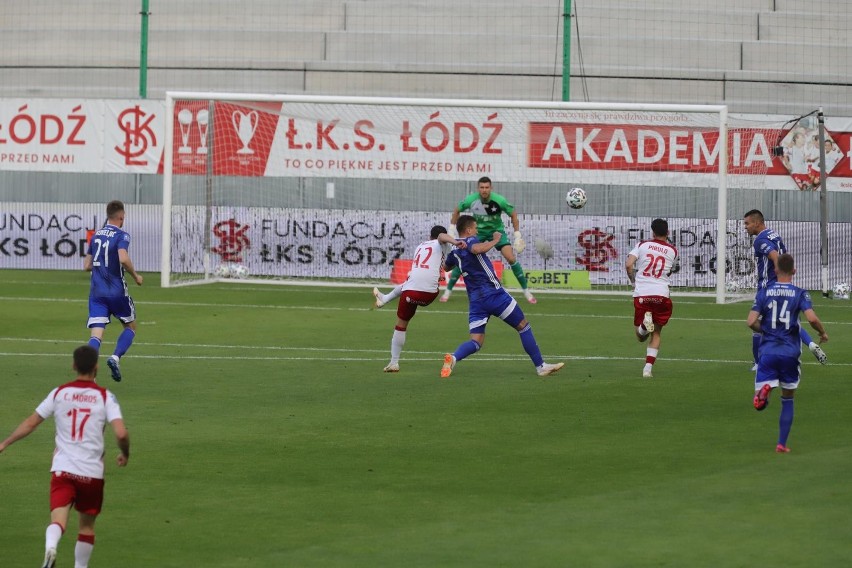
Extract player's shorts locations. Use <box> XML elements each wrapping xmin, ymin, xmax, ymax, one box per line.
<box><xmin>468</xmin><ymin>289</ymin><xmax>524</xmax><ymax>333</ymax></box>
<box><xmin>633</xmin><ymin>296</ymin><xmax>673</xmax><ymax>327</ymax></box>
<box><xmin>50</xmin><ymin>471</ymin><xmax>105</xmax><ymax>515</ymax></box>
<box><xmin>755</xmin><ymin>353</ymin><xmax>800</xmax><ymax>390</ymax></box>
<box><xmin>87</xmin><ymin>295</ymin><xmax>136</xmax><ymax>328</ymax></box>
<box><xmin>396</xmin><ymin>290</ymin><xmax>439</xmax><ymax>321</ymax></box>
<box><xmin>477</xmin><ymin>231</ymin><xmax>512</xmax><ymax>250</ymax></box>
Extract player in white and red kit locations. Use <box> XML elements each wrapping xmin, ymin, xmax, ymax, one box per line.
<box><xmin>0</xmin><ymin>345</ymin><xmax>130</xmax><ymax>568</ymax></box>
<box><xmin>372</xmin><ymin>225</ymin><xmax>466</xmax><ymax>372</ymax></box>
<box><xmin>626</xmin><ymin>218</ymin><xmax>679</xmax><ymax>378</ymax></box>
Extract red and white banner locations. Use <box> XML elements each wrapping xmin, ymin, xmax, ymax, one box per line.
<box><xmin>0</xmin><ymin>99</ymin><xmax>164</xmax><ymax>173</ymax></box>
<box><xmin>2</xmin><ymin>98</ymin><xmax>852</xmax><ymax>191</ymax></box>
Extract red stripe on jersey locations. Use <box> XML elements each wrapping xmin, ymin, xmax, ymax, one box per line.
<box><xmin>638</xmin><ymin>238</ymin><xmax>678</xmax><ymax>256</ymax></box>
<box><xmin>54</xmin><ymin>380</ymin><xmax>108</xmax><ymax>404</ymax></box>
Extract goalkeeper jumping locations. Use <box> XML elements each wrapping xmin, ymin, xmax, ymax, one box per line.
<box><xmin>441</xmin><ymin>176</ymin><xmax>536</xmax><ymax>304</ymax></box>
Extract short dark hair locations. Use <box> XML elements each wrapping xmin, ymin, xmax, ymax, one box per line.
<box><xmin>744</xmin><ymin>209</ymin><xmax>764</xmax><ymax>222</ymax></box>
<box><xmin>106</xmin><ymin>200</ymin><xmax>125</xmax><ymax>220</ymax></box>
<box><xmin>651</xmin><ymin>218</ymin><xmax>668</xmax><ymax>237</ymax></box>
<box><xmin>431</xmin><ymin>225</ymin><xmax>447</xmax><ymax>240</ymax></box>
<box><xmin>477</xmin><ymin>176</ymin><xmax>492</xmax><ymax>185</ymax></box>
<box><xmin>777</xmin><ymin>253</ymin><xmax>795</xmax><ymax>275</ymax></box>
<box><xmin>73</xmin><ymin>345</ymin><xmax>99</xmax><ymax>376</ymax></box>
<box><xmin>456</xmin><ymin>215</ymin><xmax>476</xmax><ymax>235</ymax></box>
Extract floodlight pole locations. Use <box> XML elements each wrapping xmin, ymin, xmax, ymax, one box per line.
<box><xmin>139</xmin><ymin>0</ymin><xmax>150</xmax><ymax>99</ymax></box>
<box><xmin>562</xmin><ymin>0</ymin><xmax>572</xmax><ymax>101</ymax></box>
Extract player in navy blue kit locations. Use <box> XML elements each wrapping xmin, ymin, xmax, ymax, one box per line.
<box><xmin>747</xmin><ymin>253</ymin><xmax>828</xmax><ymax>453</ymax></box>
<box><xmin>440</xmin><ymin>215</ymin><xmax>563</xmax><ymax>378</ymax></box>
<box><xmin>84</xmin><ymin>200</ymin><xmax>143</xmax><ymax>382</ymax></box>
<box><xmin>743</xmin><ymin>209</ymin><xmax>826</xmax><ymax>368</ymax></box>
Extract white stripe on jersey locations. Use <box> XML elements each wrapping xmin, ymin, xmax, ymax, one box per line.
<box><xmin>476</xmin><ymin>250</ymin><xmax>502</xmax><ymax>290</ymax></box>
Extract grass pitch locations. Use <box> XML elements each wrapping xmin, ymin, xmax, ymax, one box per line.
<box><xmin>1</xmin><ymin>269</ymin><xmax>850</xmax><ymax>567</ymax></box>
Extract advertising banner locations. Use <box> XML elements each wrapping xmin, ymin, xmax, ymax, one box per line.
<box><xmin>2</xmin><ymin>203</ymin><xmax>848</xmax><ymax>290</ymax></box>
<box><xmin>2</xmin><ymin>98</ymin><xmax>852</xmax><ymax>191</ymax></box>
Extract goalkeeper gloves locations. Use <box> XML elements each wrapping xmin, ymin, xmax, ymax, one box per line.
<box><xmin>449</xmin><ymin>224</ymin><xmax>458</xmax><ymax>239</ymax></box>
<box><xmin>513</xmin><ymin>231</ymin><xmax>525</xmax><ymax>254</ymax></box>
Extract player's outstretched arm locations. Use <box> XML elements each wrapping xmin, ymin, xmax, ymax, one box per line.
<box><xmin>0</xmin><ymin>413</ymin><xmax>45</xmax><ymax>454</ymax></box>
<box><xmin>803</xmin><ymin>308</ymin><xmax>828</xmax><ymax>343</ymax></box>
<box><xmin>436</xmin><ymin>233</ymin><xmax>466</xmax><ymax>249</ymax></box>
<box><xmin>470</xmin><ymin>232</ymin><xmax>501</xmax><ymax>255</ymax></box>
<box><xmin>448</xmin><ymin>207</ymin><xmax>462</xmax><ymax>238</ymax></box>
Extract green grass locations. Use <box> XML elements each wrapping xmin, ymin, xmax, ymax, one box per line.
<box><xmin>1</xmin><ymin>269</ymin><xmax>851</xmax><ymax>567</ymax></box>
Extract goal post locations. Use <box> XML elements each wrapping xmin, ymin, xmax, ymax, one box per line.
<box><xmin>162</xmin><ymin>92</ymin><xmax>796</xmax><ymax>302</ymax></box>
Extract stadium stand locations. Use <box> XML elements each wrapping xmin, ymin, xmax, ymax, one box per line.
<box><xmin>0</xmin><ymin>1</ymin><xmax>849</xmax><ymax>114</ymax></box>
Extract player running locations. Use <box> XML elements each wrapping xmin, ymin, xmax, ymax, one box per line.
<box><xmin>747</xmin><ymin>253</ymin><xmax>828</xmax><ymax>452</ymax></box>
<box><xmin>440</xmin><ymin>215</ymin><xmax>563</xmax><ymax>378</ymax></box>
<box><xmin>0</xmin><ymin>345</ymin><xmax>130</xmax><ymax>568</ymax></box>
<box><xmin>625</xmin><ymin>218</ymin><xmax>679</xmax><ymax>378</ymax></box>
<box><xmin>84</xmin><ymin>200</ymin><xmax>143</xmax><ymax>382</ymax></box>
<box><xmin>743</xmin><ymin>209</ymin><xmax>826</xmax><ymax>369</ymax></box>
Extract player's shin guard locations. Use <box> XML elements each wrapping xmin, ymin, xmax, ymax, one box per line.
<box><xmin>390</xmin><ymin>328</ymin><xmax>406</xmax><ymax>364</ymax></box>
<box><xmin>114</xmin><ymin>328</ymin><xmax>136</xmax><ymax>358</ymax></box>
<box><xmin>75</xmin><ymin>534</ymin><xmax>95</xmax><ymax>568</ymax></box>
<box><xmin>798</xmin><ymin>327</ymin><xmax>813</xmax><ymax>347</ymax></box>
<box><xmin>445</xmin><ymin>266</ymin><xmax>462</xmax><ymax>291</ymax></box>
<box><xmin>518</xmin><ymin>324</ymin><xmax>544</xmax><ymax>367</ymax></box>
<box><xmin>752</xmin><ymin>332</ymin><xmax>762</xmax><ymax>364</ymax></box>
<box><xmin>510</xmin><ymin>261</ymin><xmax>529</xmax><ymax>289</ymax></box>
<box><xmin>454</xmin><ymin>339</ymin><xmax>480</xmax><ymax>362</ymax></box>
<box><xmin>45</xmin><ymin>522</ymin><xmax>64</xmax><ymax>551</ymax></box>
<box><xmin>778</xmin><ymin>396</ymin><xmax>795</xmax><ymax>447</ymax></box>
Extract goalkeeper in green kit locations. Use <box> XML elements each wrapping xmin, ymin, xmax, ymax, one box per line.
<box><xmin>441</xmin><ymin>176</ymin><xmax>537</xmax><ymax>304</ymax></box>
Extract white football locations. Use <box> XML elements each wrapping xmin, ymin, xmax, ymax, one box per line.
<box><xmin>214</xmin><ymin>264</ymin><xmax>233</xmax><ymax>278</ymax></box>
<box><xmin>232</xmin><ymin>264</ymin><xmax>250</xmax><ymax>279</ymax></box>
<box><xmin>566</xmin><ymin>187</ymin><xmax>587</xmax><ymax>209</ymax></box>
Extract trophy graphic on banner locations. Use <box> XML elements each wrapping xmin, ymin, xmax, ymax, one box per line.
<box><xmin>196</xmin><ymin>109</ymin><xmax>209</xmax><ymax>155</ymax></box>
<box><xmin>231</xmin><ymin>110</ymin><xmax>258</xmax><ymax>155</ymax></box>
<box><xmin>177</xmin><ymin>108</ymin><xmax>194</xmax><ymax>154</ymax></box>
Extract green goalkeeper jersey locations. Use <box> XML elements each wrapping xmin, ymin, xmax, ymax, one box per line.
<box><xmin>458</xmin><ymin>191</ymin><xmax>515</xmax><ymax>238</ymax></box>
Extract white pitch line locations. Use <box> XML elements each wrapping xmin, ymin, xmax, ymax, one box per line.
<box><xmin>0</xmin><ymin>338</ymin><xmax>846</xmax><ymax>366</ymax></box>
<box><xmin>2</xmin><ymin>295</ymin><xmax>850</xmax><ymax>326</ymax></box>
<box><xmin>0</xmin><ymin>351</ymin><xmax>757</xmax><ymax>364</ymax></box>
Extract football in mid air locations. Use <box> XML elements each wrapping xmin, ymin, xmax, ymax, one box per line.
<box><xmin>566</xmin><ymin>187</ymin><xmax>587</xmax><ymax>209</ymax></box>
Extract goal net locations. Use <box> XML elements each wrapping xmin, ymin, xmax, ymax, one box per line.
<box><xmin>161</xmin><ymin>93</ymin><xmax>831</xmax><ymax>302</ymax></box>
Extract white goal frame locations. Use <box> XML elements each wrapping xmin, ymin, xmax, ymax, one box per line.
<box><xmin>162</xmin><ymin>92</ymin><xmax>730</xmax><ymax>302</ymax></box>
